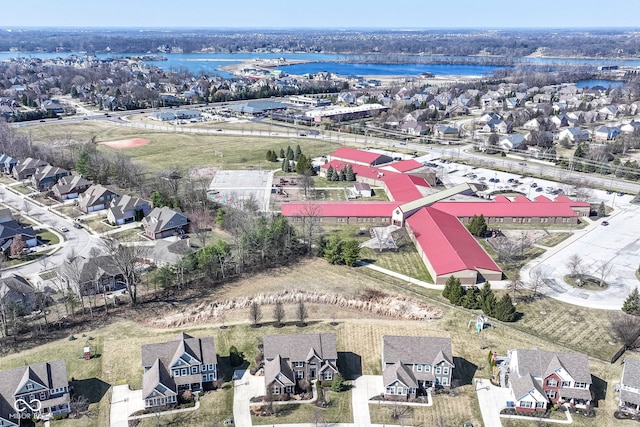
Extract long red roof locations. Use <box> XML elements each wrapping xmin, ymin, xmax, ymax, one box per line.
<box><xmin>281</xmin><ymin>202</ymin><xmax>399</xmax><ymax>217</ymax></box>
<box><xmin>406</xmin><ymin>207</ymin><xmax>501</xmax><ymax>276</ymax></box>
<box><xmin>432</xmin><ymin>197</ymin><xmax>580</xmax><ymax>218</ymax></box>
<box><xmin>329</xmin><ymin>147</ymin><xmax>390</xmax><ymax>165</ymax></box>
<box><xmin>384</xmin><ymin>159</ymin><xmax>424</xmax><ymax>173</ymax></box>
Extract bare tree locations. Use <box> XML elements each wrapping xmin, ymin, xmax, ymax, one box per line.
<box><xmin>566</xmin><ymin>254</ymin><xmax>586</xmax><ymax>284</ymax></box>
<box><xmin>507</xmin><ymin>273</ymin><xmax>524</xmax><ymax>301</ymax></box>
<box><xmin>99</xmin><ymin>236</ymin><xmax>150</xmax><ymax>306</ymax></box>
<box><xmin>301</xmin><ymin>172</ymin><xmax>315</xmax><ymax>199</ymax></box>
<box><xmin>528</xmin><ymin>268</ymin><xmax>547</xmax><ymax>299</ymax></box>
<box><xmin>273</xmin><ymin>301</ymin><xmax>285</xmax><ymax>327</ymax></box>
<box><xmin>249</xmin><ymin>301</ymin><xmax>262</xmax><ymax>328</ymax></box>
<box><xmin>610</xmin><ymin>312</ymin><xmax>640</xmax><ymax>350</ymax></box>
<box><xmin>296</xmin><ymin>299</ymin><xmax>308</xmax><ymax>326</ymax></box>
<box><xmin>190</xmin><ymin>207</ymin><xmax>214</xmax><ymax>247</ymax></box>
<box><xmin>298</xmin><ymin>203</ymin><xmax>323</xmax><ymax>255</ymax></box>
<box><xmin>595</xmin><ymin>260</ymin><xmax>614</xmax><ymax>287</ymax></box>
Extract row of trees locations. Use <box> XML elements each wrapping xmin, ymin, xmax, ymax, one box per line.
<box><xmin>325</xmin><ymin>164</ymin><xmax>355</xmax><ymax>182</ymax></box>
<box><xmin>248</xmin><ymin>299</ymin><xmax>309</xmax><ymax>328</ymax></box>
<box><xmin>442</xmin><ymin>278</ymin><xmax>517</xmax><ymax>322</ymax></box>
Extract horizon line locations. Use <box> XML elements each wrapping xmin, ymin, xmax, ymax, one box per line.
<box><xmin>2</xmin><ymin>26</ymin><xmax>640</xmax><ymax>31</ymax></box>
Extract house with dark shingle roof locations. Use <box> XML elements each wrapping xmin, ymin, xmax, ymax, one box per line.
<box><xmin>0</xmin><ymin>154</ymin><xmax>17</xmax><ymax>175</ymax></box>
<box><xmin>263</xmin><ymin>333</ymin><xmax>338</xmax><ymax>396</ymax></box>
<box><xmin>141</xmin><ymin>333</ymin><xmax>217</xmax><ymax>408</ymax></box>
<box><xmin>0</xmin><ymin>359</ymin><xmax>70</xmax><ymax>424</ymax></box>
<box><xmin>619</xmin><ymin>358</ymin><xmax>640</xmax><ymax>413</ymax></box>
<box><xmin>51</xmin><ymin>175</ymin><xmax>92</xmax><ymax>201</ymax></box>
<box><xmin>62</xmin><ymin>255</ymin><xmax>125</xmax><ymax>296</ymax></box>
<box><xmin>12</xmin><ymin>158</ymin><xmax>48</xmax><ymax>180</ymax></box>
<box><xmin>0</xmin><ymin>219</ymin><xmax>37</xmax><ymax>251</ymax></box>
<box><xmin>30</xmin><ymin>165</ymin><xmax>70</xmax><ymax>192</ymax></box>
<box><xmin>507</xmin><ymin>348</ymin><xmax>592</xmax><ymax>413</ymax></box>
<box><xmin>107</xmin><ymin>195</ymin><xmax>151</xmax><ymax>225</ymax></box>
<box><xmin>382</xmin><ymin>336</ymin><xmax>454</xmax><ymax>399</ymax></box>
<box><xmin>0</xmin><ymin>274</ymin><xmax>36</xmax><ymax>312</ymax></box>
<box><xmin>77</xmin><ymin>184</ymin><xmax>119</xmax><ymax>213</ymax></box>
<box><xmin>142</xmin><ymin>207</ymin><xmax>190</xmax><ymax>240</ymax></box>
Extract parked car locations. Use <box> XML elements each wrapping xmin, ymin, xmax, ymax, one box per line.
<box><xmin>59</xmin><ymin>226</ymin><xmax>69</xmax><ymax>232</ymax></box>
<box><xmin>602</xmin><ymin>221</ymin><xmax>609</xmax><ymax>226</ymax></box>
<box><xmin>73</xmin><ymin>223</ymin><xmax>82</xmax><ymax>229</ymax></box>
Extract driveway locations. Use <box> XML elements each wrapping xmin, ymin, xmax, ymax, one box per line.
<box><xmin>351</xmin><ymin>375</ymin><xmax>383</xmax><ymax>426</ymax></box>
<box><xmin>476</xmin><ymin>378</ymin><xmax>512</xmax><ymax>427</ymax></box>
<box><xmin>110</xmin><ymin>384</ymin><xmax>144</xmax><ymax>427</ymax></box>
<box><xmin>233</xmin><ymin>369</ymin><xmax>265</xmax><ymax>427</ymax></box>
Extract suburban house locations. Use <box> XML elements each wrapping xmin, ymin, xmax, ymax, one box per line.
<box><xmin>12</xmin><ymin>158</ymin><xmax>48</xmax><ymax>180</ymax></box>
<box><xmin>51</xmin><ymin>175</ymin><xmax>92</xmax><ymax>200</ymax></box>
<box><xmin>263</xmin><ymin>333</ymin><xmax>338</xmax><ymax>395</ymax></box>
<box><xmin>30</xmin><ymin>165</ymin><xmax>70</xmax><ymax>192</ymax></box>
<box><xmin>0</xmin><ymin>359</ymin><xmax>70</xmax><ymax>425</ymax></box>
<box><xmin>0</xmin><ymin>274</ymin><xmax>36</xmax><ymax>312</ymax></box>
<box><xmin>594</xmin><ymin>126</ymin><xmax>621</xmax><ymax>141</ymax></box>
<box><xmin>62</xmin><ymin>255</ymin><xmax>125</xmax><ymax>296</ymax></box>
<box><xmin>0</xmin><ymin>216</ymin><xmax>38</xmax><ymax>251</ymax></box>
<box><xmin>557</xmin><ymin>127</ymin><xmax>590</xmax><ymax>144</ymax></box>
<box><xmin>106</xmin><ymin>195</ymin><xmax>151</xmax><ymax>225</ymax></box>
<box><xmin>77</xmin><ymin>184</ymin><xmax>119</xmax><ymax>213</ymax></box>
<box><xmin>0</xmin><ymin>154</ymin><xmax>17</xmax><ymax>174</ymax></box>
<box><xmin>507</xmin><ymin>348</ymin><xmax>592</xmax><ymax>413</ymax></box>
<box><xmin>142</xmin><ymin>207</ymin><xmax>190</xmax><ymax>240</ymax></box>
<box><xmin>143</xmin><ymin>239</ymin><xmax>194</xmax><ymax>267</ymax></box>
<box><xmin>619</xmin><ymin>358</ymin><xmax>640</xmax><ymax>414</ymax></box>
<box><xmin>382</xmin><ymin>336</ymin><xmax>454</xmax><ymax>399</ymax></box>
<box><xmin>141</xmin><ymin>333</ymin><xmax>217</xmax><ymax>408</ymax></box>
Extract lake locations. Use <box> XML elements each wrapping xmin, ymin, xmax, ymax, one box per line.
<box><xmin>575</xmin><ymin>79</ymin><xmax>626</xmax><ymax>89</ymax></box>
<box><xmin>0</xmin><ymin>51</ymin><xmax>638</xmax><ymax>79</ymax></box>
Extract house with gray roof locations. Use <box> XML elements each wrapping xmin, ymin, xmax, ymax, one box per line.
<box><xmin>107</xmin><ymin>195</ymin><xmax>151</xmax><ymax>225</ymax></box>
<box><xmin>77</xmin><ymin>184</ymin><xmax>119</xmax><ymax>213</ymax></box>
<box><xmin>0</xmin><ymin>154</ymin><xmax>17</xmax><ymax>175</ymax></box>
<box><xmin>141</xmin><ymin>333</ymin><xmax>217</xmax><ymax>408</ymax></box>
<box><xmin>51</xmin><ymin>175</ymin><xmax>92</xmax><ymax>200</ymax></box>
<box><xmin>0</xmin><ymin>274</ymin><xmax>36</xmax><ymax>312</ymax></box>
<box><xmin>144</xmin><ymin>239</ymin><xmax>193</xmax><ymax>267</ymax></box>
<box><xmin>0</xmin><ymin>359</ymin><xmax>70</xmax><ymax>424</ymax></box>
<box><xmin>30</xmin><ymin>165</ymin><xmax>70</xmax><ymax>192</ymax></box>
<box><xmin>142</xmin><ymin>207</ymin><xmax>190</xmax><ymax>240</ymax></box>
<box><xmin>62</xmin><ymin>255</ymin><xmax>125</xmax><ymax>296</ymax></box>
<box><xmin>382</xmin><ymin>336</ymin><xmax>454</xmax><ymax>399</ymax></box>
<box><xmin>12</xmin><ymin>158</ymin><xmax>48</xmax><ymax>181</ymax></box>
<box><xmin>507</xmin><ymin>348</ymin><xmax>592</xmax><ymax>413</ymax></box>
<box><xmin>0</xmin><ymin>219</ymin><xmax>37</xmax><ymax>251</ymax></box>
<box><xmin>619</xmin><ymin>358</ymin><xmax>640</xmax><ymax>413</ymax></box>
<box><xmin>263</xmin><ymin>333</ymin><xmax>338</xmax><ymax>396</ymax></box>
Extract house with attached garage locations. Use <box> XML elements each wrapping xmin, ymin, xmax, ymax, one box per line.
<box><xmin>507</xmin><ymin>348</ymin><xmax>592</xmax><ymax>413</ymax></box>
<box><xmin>77</xmin><ymin>184</ymin><xmax>119</xmax><ymax>213</ymax></box>
<box><xmin>141</xmin><ymin>333</ymin><xmax>217</xmax><ymax>408</ymax></box>
<box><xmin>263</xmin><ymin>333</ymin><xmax>339</xmax><ymax>396</ymax></box>
<box><xmin>30</xmin><ymin>165</ymin><xmax>70</xmax><ymax>192</ymax></box>
<box><xmin>618</xmin><ymin>358</ymin><xmax>640</xmax><ymax>414</ymax></box>
<box><xmin>51</xmin><ymin>175</ymin><xmax>92</xmax><ymax>200</ymax></box>
<box><xmin>142</xmin><ymin>207</ymin><xmax>190</xmax><ymax>240</ymax></box>
<box><xmin>382</xmin><ymin>336</ymin><xmax>454</xmax><ymax>399</ymax></box>
<box><xmin>107</xmin><ymin>195</ymin><xmax>151</xmax><ymax>225</ymax></box>
<box><xmin>12</xmin><ymin>158</ymin><xmax>48</xmax><ymax>181</ymax></box>
<box><xmin>0</xmin><ymin>274</ymin><xmax>36</xmax><ymax>312</ymax></box>
<box><xmin>0</xmin><ymin>359</ymin><xmax>70</xmax><ymax>425</ymax></box>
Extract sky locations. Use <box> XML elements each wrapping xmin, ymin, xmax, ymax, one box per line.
<box><xmin>1</xmin><ymin>0</ymin><xmax>640</xmax><ymax>29</ymax></box>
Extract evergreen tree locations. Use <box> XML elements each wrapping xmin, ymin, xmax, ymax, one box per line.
<box><xmin>342</xmin><ymin>239</ymin><xmax>360</xmax><ymax>267</ymax></box>
<box><xmin>443</xmin><ymin>276</ymin><xmax>456</xmax><ymax>299</ymax></box>
<box><xmin>339</xmin><ymin>167</ymin><xmax>347</xmax><ymax>181</ymax></box>
<box><xmin>462</xmin><ymin>287</ymin><xmax>480</xmax><ymax>309</ymax></box>
<box><xmin>324</xmin><ymin>235</ymin><xmax>343</xmax><ymax>265</ymax></box>
<box><xmin>296</xmin><ymin>154</ymin><xmax>313</xmax><ymax>175</ymax></box>
<box><xmin>279</xmin><ymin>148</ymin><xmax>285</xmax><ymax>159</ymax></box>
<box><xmin>597</xmin><ymin>202</ymin><xmax>606</xmax><ymax>218</ymax></box>
<box><xmin>326</xmin><ymin>165</ymin><xmax>334</xmax><ymax>180</ymax></box>
<box><xmin>331</xmin><ymin>373</ymin><xmax>345</xmax><ymax>392</ymax></box>
<box><xmin>494</xmin><ymin>294</ymin><xmax>516</xmax><ymax>322</ymax></box>
<box><xmin>266</xmin><ymin>150</ymin><xmax>273</xmax><ymax>162</ymax></box>
<box><xmin>467</xmin><ymin>214</ymin><xmax>488</xmax><ymax>237</ymax></box>
<box><xmin>76</xmin><ymin>151</ymin><xmax>91</xmax><ymax>179</ymax></box>
<box><xmin>622</xmin><ymin>287</ymin><xmax>640</xmax><ymax>315</ymax></box>
<box><xmin>479</xmin><ymin>282</ymin><xmax>495</xmax><ymax>315</ymax></box>
<box><xmin>448</xmin><ymin>277</ymin><xmax>464</xmax><ymax>306</ymax></box>
<box><xmin>294</xmin><ymin>144</ymin><xmax>302</xmax><ymax>161</ymax></box>
<box><xmin>346</xmin><ymin>164</ymin><xmax>355</xmax><ymax>181</ymax></box>
<box><xmin>331</xmin><ymin>168</ymin><xmax>340</xmax><ymax>181</ymax></box>
<box><xmin>286</xmin><ymin>145</ymin><xmax>294</xmax><ymax>160</ymax></box>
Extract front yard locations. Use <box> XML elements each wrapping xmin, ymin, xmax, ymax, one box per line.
<box><xmin>252</xmin><ymin>389</ymin><xmax>352</xmax><ymax>425</ymax></box>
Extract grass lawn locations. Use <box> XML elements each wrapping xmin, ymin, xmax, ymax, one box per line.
<box><xmin>10</xmin><ymin>184</ymin><xmax>32</xmax><ymax>195</ymax></box>
<box><xmin>360</xmin><ymin>246</ymin><xmax>434</xmax><ymax>283</ymax></box>
<box><xmin>53</xmin><ymin>204</ymin><xmax>83</xmax><ymax>219</ymax></box>
<box><xmin>38</xmin><ymin>230</ymin><xmax>60</xmax><ymax>245</ymax></box>
<box><xmin>535</xmin><ymin>232</ymin><xmax>572</xmax><ymax>247</ymax></box>
<box><xmin>252</xmin><ymin>390</ymin><xmax>352</xmax><ymax>425</ymax></box>
<box><xmin>108</xmin><ymin>226</ymin><xmax>146</xmax><ymax>241</ymax></box>
<box><xmin>83</xmin><ymin>216</ymin><xmax>117</xmax><ymax>234</ymax></box>
<box><xmin>0</xmin><ymin>175</ymin><xmax>16</xmax><ymax>184</ymax></box>
<box><xmin>20</xmin><ymin>122</ymin><xmax>341</xmax><ymax>173</ymax></box>
<box><xmin>137</xmin><ymin>385</ymin><xmax>234</xmax><ymax>427</ymax></box>
<box><xmin>563</xmin><ymin>274</ymin><xmax>608</xmax><ymax>291</ymax></box>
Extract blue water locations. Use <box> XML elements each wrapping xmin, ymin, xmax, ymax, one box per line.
<box><xmin>575</xmin><ymin>79</ymin><xmax>626</xmax><ymax>89</ymax></box>
<box><xmin>1</xmin><ymin>51</ymin><xmax>638</xmax><ymax>78</ymax></box>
